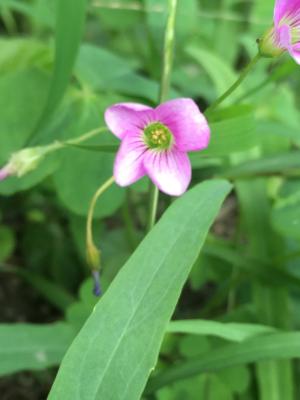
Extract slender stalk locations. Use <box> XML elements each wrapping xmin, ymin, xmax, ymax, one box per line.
<box><xmin>147</xmin><ymin>183</ymin><xmax>160</xmax><ymax>232</ymax></box>
<box><xmin>48</xmin><ymin>126</ymin><xmax>107</xmax><ymax>153</ymax></box>
<box><xmin>159</xmin><ymin>0</ymin><xmax>178</xmax><ymax>103</ymax></box>
<box><xmin>66</xmin><ymin>127</ymin><xmax>107</xmax><ymax>145</ymax></box>
<box><xmin>122</xmin><ymin>190</ymin><xmax>139</xmax><ymax>251</ymax></box>
<box><xmin>205</xmin><ymin>53</ymin><xmax>262</xmax><ymax>114</ymax></box>
<box><xmin>86</xmin><ymin>176</ymin><xmax>115</xmax><ymax>267</ymax></box>
<box><xmin>147</xmin><ymin>0</ymin><xmax>178</xmax><ymax>232</ymax></box>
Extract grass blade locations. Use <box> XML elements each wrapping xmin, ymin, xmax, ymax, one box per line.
<box><xmin>31</xmin><ymin>0</ymin><xmax>87</xmax><ymax>142</ymax></box>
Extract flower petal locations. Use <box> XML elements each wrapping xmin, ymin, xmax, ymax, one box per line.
<box><xmin>104</xmin><ymin>103</ymin><xmax>153</xmax><ymax>139</ymax></box>
<box><xmin>289</xmin><ymin>43</ymin><xmax>300</xmax><ymax>63</ymax></box>
<box><xmin>143</xmin><ymin>149</ymin><xmax>191</xmax><ymax>196</ymax></box>
<box><xmin>155</xmin><ymin>98</ymin><xmax>210</xmax><ymax>152</ymax></box>
<box><xmin>114</xmin><ymin>132</ymin><xmax>147</xmax><ymax>186</ymax></box>
<box><xmin>278</xmin><ymin>24</ymin><xmax>291</xmax><ymax>47</ymax></box>
<box><xmin>274</xmin><ymin>0</ymin><xmax>300</xmax><ymax>26</ymax></box>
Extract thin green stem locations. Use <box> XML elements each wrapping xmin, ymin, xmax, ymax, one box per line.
<box><xmin>147</xmin><ymin>0</ymin><xmax>178</xmax><ymax>232</ymax></box>
<box><xmin>205</xmin><ymin>53</ymin><xmax>262</xmax><ymax>114</ymax></box>
<box><xmin>86</xmin><ymin>176</ymin><xmax>115</xmax><ymax>270</ymax></box>
<box><xmin>48</xmin><ymin>126</ymin><xmax>107</xmax><ymax>153</ymax></box>
<box><xmin>122</xmin><ymin>190</ymin><xmax>139</xmax><ymax>251</ymax></box>
<box><xmin>159</xmin><ymin>0</ymin><xmax>178</xmax><ymax>103</ymax></box>
<box><xmin>66</xmin><ymin>127</ymin><xmax>107</xmax><ymax>145</ymax></box>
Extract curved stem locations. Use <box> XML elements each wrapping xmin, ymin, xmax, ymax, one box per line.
<box><xmin>147</xmin><ymin>0</ymin><xmax>178</xmax><ymax>232</ymax></box>
<box><xmin>86</xmin><ymin>176</ymin><xmax>115</xmax><ymax>270</ymax></box>
<box><xmin>205</xmin><ymin>53</ymin><xmax>262</xmax><ymax>114</ymax></box>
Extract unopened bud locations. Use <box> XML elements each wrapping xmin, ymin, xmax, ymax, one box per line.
<box><xmin>0</xmin><ymin>145</ymin><xmax>54</xmax><ymax>181</ymax></box>
<box><xmin>86</xmin><ymin>241</ymin><xmax>101</xmax><ymax>270</ymax></box>
<box><xmin>258</xmin><ymin>26</ymin><xmax>285</xmax><ymax>58</ymax></box>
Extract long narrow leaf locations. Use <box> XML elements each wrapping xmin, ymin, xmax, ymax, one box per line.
<box><xmin>147</xmin><ymin>332</ymin><xmax>300</xmax><ymax>393</ymax></box>
<box><xmin>32</xmin><ymin>0</ymin><xmax>87</xmax><ymax>142</ymax></box>
<box><xmin>167</xmin><ymin>320</ymin><xmax>276</xmax><ymax>342</ymax></box>
<box><xmin>48</xmin><ymin>180</ymin><xmax>231</xmax><ymax>400</ymax></box>
<box><xmin>0</xmin><ymin>323</ymin><xmax>75</xmax><ymax>376</ymax></box>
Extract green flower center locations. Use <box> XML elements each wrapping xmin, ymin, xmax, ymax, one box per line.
<box><xmin>143</xmin><ymin>122</ymin><xmax>173</xmax><ymax>150</ymax></box>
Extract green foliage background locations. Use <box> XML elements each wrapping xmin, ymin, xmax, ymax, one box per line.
<box><xmin>1</xmin><ymin>0</ymin><xmax>300</xmax><ymax>399</ymax></box>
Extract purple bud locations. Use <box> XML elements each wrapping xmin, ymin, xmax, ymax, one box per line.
<box><xmin>0</xmin><ymin>167</ymin><xmax>10</xmax><ymax>181</ymax></box>
<box><xmin>92</xmin><ymin>270</ymin><xmax>102</xmax><ymax>297</ymax></box>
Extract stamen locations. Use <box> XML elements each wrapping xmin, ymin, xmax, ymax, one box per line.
<box><xmin>143</xmin><ymin>122</ymin><xmax>174</xmax><ymax>150</ymax></box>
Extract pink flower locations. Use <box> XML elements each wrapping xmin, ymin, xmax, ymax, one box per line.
<box><xmin>259</xmin><ymin>0</ymin><xmax>300</xmax><ymax>63</ymax></box>
<box><xmin>104</xmin><ymin>98</ymin><xmax>210</xmax><ymax>196</ymax></box>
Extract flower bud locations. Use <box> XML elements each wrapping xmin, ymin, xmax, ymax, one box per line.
<box><xmin>86</xmin><ymin>244</ymin><xmax>102</xmax><ymax>297</ymax></box>
<box><xmin>0</xmin><ymin>146</ymin><xmax>51</xmax><ymax>181</ymax></box>
<box><xmin>257</xmin><ymin>27</ymin><xmax>285</xmax><ymax>58</ymax></box>
<box><xmin>86</xmin><ymin>241</ymin><xmax>101</xmax><ymax>271</ymax></box>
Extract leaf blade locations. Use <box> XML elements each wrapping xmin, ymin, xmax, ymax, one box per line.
<box><xmin>48</xmin><ymin>180</ymin><xmax>231</xmax><ymax>400</ymax></box>
<box><xmin>32</xmin><ymin>0</ymin><xmax>87</xmax><ymax>141</ymax></box>
<box><xmin>147</xmin><ymin>332</ymin><xmax>300</xmax><ymax>393</ymax></box>
<box><xmin>0</xmin><ymin>323</ymin><xmax>75</xmax><ymax>376</ymax></box>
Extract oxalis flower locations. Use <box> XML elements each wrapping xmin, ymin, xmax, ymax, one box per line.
<box><xmin>105</xmin><ymin>98</ymin><xmax>210</xmax><ymax>196</ymax></box>
<box><xmin>259</xmin><ymin>0</ymin><xmax>300</xmax><ymax>63</ymax></box>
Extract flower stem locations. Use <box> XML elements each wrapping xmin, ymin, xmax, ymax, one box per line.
<box><xmin>147</xmin><ymin>183</ymin><xmax>160</xmax><ymax>232</ymax></box>
<box><xmin>205</xmin><ymin>53</ymin><xmax>262</xmax><ymax>114</ymax></box>
<box><xmin>49</xmin><ymin>126</ymin><xmax>107</xmax><ymax>153</ymax></box>
<box><xmin>159</xmin><ymin>0</ymin><xmax>178</xmax><ymax>103</ymax></box>
<box><xmin>86</xmin><ymin>176</ymin><xmax>115</xmax><ymax>271</ymax></box>
<box><xmin>147</xmin><ymin>0</ymin><xmax>178</xmax><ymax>232</ymax></box>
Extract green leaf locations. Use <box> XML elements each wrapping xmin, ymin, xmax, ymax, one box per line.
<box><xmin>147</xmin><ymin>332</ymin><xmax>300</xmax><ymax>393</ymax></box>
<box><xmin>75</xmin><ymin>43</ymin><xmax>134</xmax><ymax>90</ymax></box>
<box><xmin>0</xmin><ymin>38</ymin><xmax>49</xmax><ymax>74</ymax></box>
<box><xmin>48</xmin><ymin>180</ymin><xmax>231</xmax><ymax>400</ymax></box>
<box><xmin>33</xmin><ymin>0</ymin><xmax>87</xmax><ymax>139</ymax></box>
<box><xmin>0</xmin><ymin>323</ymin><xmax>75</xmax><ymax>376</ymax></box>
<box><xmin>220</xmin><ymin>151</ymin><xmax>300</xmax><ymax>179</ymax></box>
<box><xmin>186</xmin><ymin>45</ymin><xmax>243</xmax><ymax>103</ymax></box>
<box><xmin>167</xmin><ymin>320</ymin><xmax>276</xmax><ymax>342</ymax></box>
<box><xmin>53</xmin><ymin>143</ymin><xmax>124</xmax><ymax>218</ymax></box>
<box><xmin>190</xmin><ymin>107</ymin><xmax>257</xmax><ymax>160</ymax></box>
<box><xmin>271</xmin><ymin>191</ymin><xmax>300</xmax><ymax>240</ymax></box>
<box><xmin>0</xmin><ymin>69</ymin><xmax>49</xmax><ymax>162</ymax></box>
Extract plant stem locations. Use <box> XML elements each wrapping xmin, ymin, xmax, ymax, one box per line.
<box><xmin>86</xmin><ymin>176</ymin><xmax>115</xmax><ymax>270</ymax></box>
<box><xmin>159</xmin><ymin>0</ymin><xmax>178</xmax><ymax>103</ymax></box>
<box><xmin>147</xmin><ymin>183</ymin><xmax>160</xmax><ymax>232</ymax></box>
<box><xmin>147</xmin><ymin>0</ymin><xmax>178</xmax><ymax>232</ymax></box>
<box><xmin>205</xmin><ymin>53</ymin><xmax>262</xmax><ymax>114</ymax></box>
<box><xmin>48</xmin><ymin>126</ymin><xmax>107</xmax><ymax>153</ymax></box>
<box><xmin>122</xmin><ymin>190</ymin><xmax>139</xmax><ymax>251</ymax></box>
